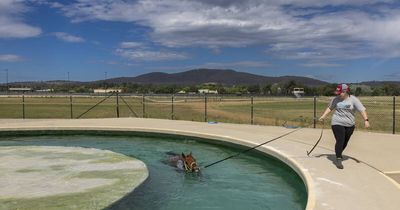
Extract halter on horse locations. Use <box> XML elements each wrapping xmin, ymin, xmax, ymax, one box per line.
<box><xmin>181</xmin><ymin>152</ymin><xmax>199</xmax><ymax>173</ymax></box>
<box><xmin>166</xmin><ymin>152</ymin><xmax>200</xmax><ymax>173</ymax></box>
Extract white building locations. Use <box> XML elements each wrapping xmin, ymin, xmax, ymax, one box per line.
<box><xmin>93</xmin><ymin>89</ymin><xmax>122</xmax><ymax>93</ymax></box>
<box><xmin>9</xmin><ymin>87</ymin><xmax>32</xmax><ymax>92</ymax></box>
<box><xmin>198</xmin><ymin>89</ymin><xmax>218</xmax><ymax>94</ymax></box>
<box><xmin>36</xmin><ymin>89</ymin><xmax>54</xmax><ymax>92</ymax></box>
<box><xmin>292</xmin><ymin>88</ymin><xmax>305</xmax><ymax>98</ymax></box>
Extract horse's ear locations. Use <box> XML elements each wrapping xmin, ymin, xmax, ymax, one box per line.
<box><xmin>189</xmin><ymin>152</ymin><xmax>192</xmax><ymax>156</ymax></box>
<box><xmin>181</xmin><ymin>153</ymin><xmax>185</xmax><ymax>158</ymax></box>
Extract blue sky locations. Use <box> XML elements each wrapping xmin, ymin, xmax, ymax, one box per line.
<box><xmin>1</xmin><ymin>0</ymin><xmax>400</xmax><ymax>83</ymax></box>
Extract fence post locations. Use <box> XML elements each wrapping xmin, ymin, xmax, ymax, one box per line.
<box><xmin>393</xmin><ymin>96</ymin><xmax>396</xmax><ymax>135</ymax></box>
<box><xmin>204</xmin><ymin>95</ymin><xmax>207</xmax><ymax>122</ymax></box>
<box><xmin>142</xmin><ymin>94</ymin><xmax>145</xmax><ymax>118</ymax></box>
<box><xmin>116</xmin><ymin>91</ymin><xmax>120</xmax><ymax>118</ymax></box>
<box><xmin>171</xmin><ymin>94</ymin><xmax>174</xmax><ymax>120</ymax></box>
<box><xmin>70</xmin><ymin>95</ymin><xmax>73</xmax><ymax>119</ymax></box>
<box><xmin>22</xmin><ymin>92</ymin><xmax>25</xmax><ymax>119</ymax></box>
<box><xmin>313</xmin><ymin>96</ymin><xmax>317</xmax><ymax>128</ymax></box>
<box><xmin>251</xmin><ymin>96</ymin><xmax>254</xmax><ymax>125</ymax></box>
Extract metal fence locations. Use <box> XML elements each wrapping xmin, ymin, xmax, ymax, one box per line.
<box><xmin>0</xmin><ymin>93</ymin><xmax>397</xmax><ymax>134</ymax></box>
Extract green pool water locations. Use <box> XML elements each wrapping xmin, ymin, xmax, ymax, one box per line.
<box><xmin>0</xmin><ymin>132</ymin><xmax>307</xmax><ymax>210</ymax></box>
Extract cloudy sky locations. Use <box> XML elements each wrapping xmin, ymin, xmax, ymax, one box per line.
<box><xmin>1</xmin><ymin>0</ymin><xmax>400</xmax><ymax>82</ymax></box>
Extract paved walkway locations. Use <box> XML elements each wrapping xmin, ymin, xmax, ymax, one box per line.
<box><xmin>0</xmin><ymin>118</ymin><xmax>399</xmax><ymax>210</ymax></box>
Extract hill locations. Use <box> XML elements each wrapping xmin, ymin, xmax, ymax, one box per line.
<box><xmin>104</xmin><ymin>69</ymin><xmax>328</xmax><ymax>86</ymax></box>
<box><xmin>359</xmin><ymin>81</ymin><xmax>400</xmax><ymax>87</ymax></box>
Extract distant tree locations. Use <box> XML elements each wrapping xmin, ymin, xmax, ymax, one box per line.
<box><xmin>355</xmin><ymin>87</ymin><xmax>362</xmax><ymax>96</ymax></box>
<box><xmin>188</xmin><ymin>86</ymin><xmax>198</xmax><ymax>93</ymax></box>
<box><xmin>74</xmin><ymin>86</ymin><xmax>89</xmax><ymax>93</ymax></box>
<box><xmin>124</xmin><ymin>83</ymin><xmax>140</xmax><ymax>93</ymax></box>
<box><xmin>215</xmin><ymin>84</ymin><xmax>227</xmax><ymax>94</ymax></box>
<box><xmin>369</xmin><ymin>84</ymin><xmax>398</xmax><ymax>96</ymax></box>
<box><xmin>318</xmin><ymin>84</ymin><xmax>337</xmax><ymax>96</ymax></box>
<box><xmin>136</xmin><ymin>84</ymin><xmax>153</xmax><ymax>94</ymax></box>
<box><xmin>283</xmin><ymin>80</ymin><xmax>298</xmax><ymax>95</ymax></box>
<box><xmin>262</xmin><ymin>84</ymin><xmax>272</xmax><ymax>95</ymax></box>
<box><xmin>247</xmin><ymin>85</ymin><xmax>261</xmax><ymax>94</ymax></box>
<box><xmin>225</xmin><ymin>85</ymin><xmax>248</xmax><ymax>94</ymax></box>
<box><xmin>382</xmin><ymin>84</ymin><xmax>400</xmax><ymax>96</ymax></box>
<box><xmin>371</xmin><ymin>87</ymin><xmax>383</xmax><ymax>96</ymax></box>
<box><xmin>303</xmin><ymin>86</ymin><xmax>318</xmax><ymax>96</ymax></box>
<box><xmin>270</xmin><ymin>83</ymin><xmax>281</xmax><ymax>96</ymax></box>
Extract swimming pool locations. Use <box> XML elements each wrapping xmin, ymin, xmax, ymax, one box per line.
<box><xmin>0</xmin><ymin>131</ymin><xmax>307</xmax><ymax>210</ymax></box>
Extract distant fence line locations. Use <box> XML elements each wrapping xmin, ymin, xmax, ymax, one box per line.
<box><xmin>0</xmin><ymin>93</ymin><xmax>397</xmax><ymax>134</ymax></box>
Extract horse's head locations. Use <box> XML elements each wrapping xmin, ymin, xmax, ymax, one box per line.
<box><xmin>182</xmin><ymin>152</ymin><xmax>200</xmax><ymax>173</ymax></box>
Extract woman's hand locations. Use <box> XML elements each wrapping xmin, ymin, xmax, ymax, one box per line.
<box><xmin>361</xmin><ymin>111</ymin><xmax>370</xmax><ymax>129</ymax></box>
<box><xmin>319</xmin><ymin>108</ymin><xmax>332</xmax><ymax>122</ymax></box>
<box><xmin>364</xmin><ymin>120</ymin><xmax>370</xmax><ymax>128</ymax></box>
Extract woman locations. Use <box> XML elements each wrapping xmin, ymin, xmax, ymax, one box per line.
<box><xmin>319</xmin><ymin>84</ymin><xmax>370</xmax><ymax>169</ymax></box>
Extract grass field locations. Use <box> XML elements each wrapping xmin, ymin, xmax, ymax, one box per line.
<box><xmin>0</xmin><ymin>95</ymin><xmax>398</xmax><ymax>134</ymax></box>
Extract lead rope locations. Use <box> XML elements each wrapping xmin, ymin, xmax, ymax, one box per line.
<box><xmin>306</xmin><ymin>120</ymin><xmax>325</xmax><ymax>156</ymax></box>
<box><xmin>204</xmin><ymin>122</ymin><xmax>314</xmax><ymax>169</ymax></box>
<box><xmin>203</xmin><ymin>120</ymin><xmax>325</xmax><ymax>169</ymax></box>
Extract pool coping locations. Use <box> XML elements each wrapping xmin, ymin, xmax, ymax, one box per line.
<box><xmin>1</xmin><ymin>118</ymin><xmax>400</xmax><ymax>210</ymax></box>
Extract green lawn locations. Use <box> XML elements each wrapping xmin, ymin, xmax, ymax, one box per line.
<box><xmin>0</xmin><ymin>95</ymin><xmax>397</xmax><ymax>133</ymax></box>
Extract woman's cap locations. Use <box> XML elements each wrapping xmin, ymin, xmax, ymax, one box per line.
<box><xmin>335</xmin><ymin>84</ymin><xmax>350</xmax><ymax>95</ymax></box>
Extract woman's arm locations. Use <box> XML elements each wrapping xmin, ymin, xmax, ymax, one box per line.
<box><xmin>360</xmin><ymin>110</ymin><xmax>370</xmax><ymax>128</ymax></box>
<box><xmin>354</xmin><ymin>97</ymin><xmax>370</xmax><ymax>128</ymax></box>
<box><xmin>319</xmin><ymin>107</ymin><xmax>332</xmax><ymax>121</ymax></box>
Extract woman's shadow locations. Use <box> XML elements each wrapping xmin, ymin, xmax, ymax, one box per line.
<box><xmin>314</xmin><ymin>154</ymin><xmax>361</xmax><ymax>169</ymax></box>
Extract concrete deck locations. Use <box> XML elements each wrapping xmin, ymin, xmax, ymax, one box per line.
<box><xmin>0</xmin><ymin>118</ymin><xmax>399</xmax><ymax>210</ymax></box>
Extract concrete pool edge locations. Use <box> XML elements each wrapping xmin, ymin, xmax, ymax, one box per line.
<box><xmin>1</xmin><ymin>118</ymin><xmax>400</xmax><ymax>210</ymax></box>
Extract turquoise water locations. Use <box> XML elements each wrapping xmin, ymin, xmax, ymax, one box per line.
<box><xmin>0</xmin><ymin>133</ymin><xmax>307</xmax><ymax>210</ymax></box>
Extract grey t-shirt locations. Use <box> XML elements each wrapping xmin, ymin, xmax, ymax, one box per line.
<box><xmin>329</xmin><ymin>95</ymin><xmax>366</xmax><ymax>127</ymax></box>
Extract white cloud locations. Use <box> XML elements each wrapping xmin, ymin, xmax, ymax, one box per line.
<box><xmin>306</xmin><ymin>73</ymin><xmax>337</xmax><ymax>82</ymax></box>
<box><xmin>116</xmin><ymin>41</ymin><xmax>187</xmax><ymax>61</ymax></box>
<box><xmin>60</xmin><ymin>0</ymin><xmax>400</xmax><ymax>61</ymax></box>
<box><xmin>0</xmin><ymin>0</ymin><xmax>42</xmax><ymax>38</ymax></box>
<box><xmin>119</xmin><ymin>42</ymin><xmax>144</xmax><ymax>48</ymax></box>
<box><xmin>299</xmin><ymin>62</ymin><xmax>343</xmax><ymax>68</ymax></box>
<box><xmin>103</xmin><ymin>60</ymin><xmax>138</xmax><ymax>67</ymax></box>
<box><xmin>0</xmin><ymin>54</ymin><xmax>23</xmax><ymax>62</ymax></box>
<box><xmin>0</xmin><ymin>18</ymin><xmax>42</xmax><ymax>38</ymax></box>
<box><xmin>48</xmin><ymin>2</ymin><xmax>64</xmax><ymax>8</ymax></box>
<box><xmin>24</xmin><ymin>0</ymin><xmax>63</xmax><ymax>7</ymax></box>
<box><xmin>115</xmin><ymin>48</ymin><xmax>188</xmax><ymax>61</ymax></box>
<box><xmin>200</xmin><ymin>61</ymin><xmax>271</xmax><ymax>68</ymax></box>
<box><xmin>198</xmin><ymin>0</ymin><xmax>395</xmax><ymax>7</ymax></box>
<box><xmin>384</xmin><ymin>72</ymin><xmax>400</xmax><ymax>80</ymax></box>
<box><xmin>53</xmin><ymin>32</ymin><xmax>85</xmax><ymax>43</ymax></box>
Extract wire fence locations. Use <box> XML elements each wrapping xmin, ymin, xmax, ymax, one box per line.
<box><xmin>0</xmin><ymin>93</ymin><xmax>397</xmax><ymax>134</ymax></box>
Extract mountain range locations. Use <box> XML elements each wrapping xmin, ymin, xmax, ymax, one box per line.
<box><xmin>102</xmin><ymin>69</ymin><xmax>327</xmax><ymax>86</ymax></box>
<box><xmin>6</xmin><ymin>69</ymin><xmax>400</xmax><ymax>87</ymax></box>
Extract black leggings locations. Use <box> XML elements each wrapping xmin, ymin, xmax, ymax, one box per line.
<box><xmin>331</xmin><ymin>125</ymin><xmax>355</xmax><ymax>158</ymax></box>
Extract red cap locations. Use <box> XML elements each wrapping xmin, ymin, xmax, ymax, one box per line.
<box><xmin>335</xmin><ymin>84</ymin><xmax>350</xmax><ymax>95</ymax></box>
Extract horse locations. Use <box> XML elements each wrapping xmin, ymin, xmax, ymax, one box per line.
<box><xmin>164</xmin><ymin>152</ymin><xmax>200</xmax><ymax>173</ymax></box>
